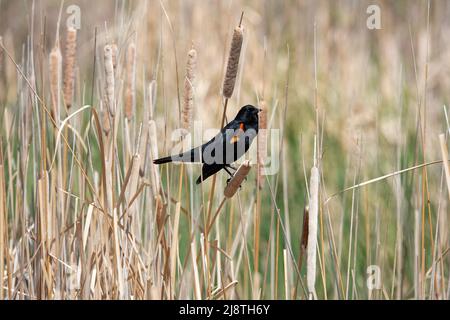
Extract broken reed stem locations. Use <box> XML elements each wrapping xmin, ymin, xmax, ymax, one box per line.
<box><xmin>104</xmin><ymin>44</ymin><xmax>115</xmax><ymax>117</ymax></box>
<box><xmin>49</xmin><ymin>44</ymin><xmax>62</xmax><ymax>120</ymax></box>
<box><xmin>224</xmin><ymin>161</ymin><xmax>251</xmax><ymax>198</ymax></box>
<box><xmin>307</xmin><ymin>151</ymin><xmax>319</xmax><ymax>298</ymax></box>
<box><xmin>439</xmin><ymin>134</ymin><xmax>450</xmax><ymax>201</ymax></box>
<box><xmin>182</xmin><ymin>45</ymin><xmax>197</xmax><ymax>131</ymax></box>
<box><xmin>125</xmin><ymin>41</ymin><xmax>136</xmax><ymax>120</ymax></box>
<box><xmin>63</xmin><ymin>27</ymin><xmax>77</xmax><ymax>109</ymax></box>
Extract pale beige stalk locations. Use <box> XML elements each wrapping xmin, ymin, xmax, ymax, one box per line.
<box><xmin>49</xmin><ymin>45</ymin><xmax>62</xmax><ymax>120</ymax></box>
<box><xmin>224</xmin><ymin>161</ymin><xmax>251</xmax><ymax>198</ymax></box>
<box><xmin>124</xmin><ymin>42</ymin><xmax>136</xmax><ymax>120</ymax></box>
<box><xmin>257</xmin><ymin>100</ymin><xmax>267</xmax><ymax>189</ymax></box>
<box><xmin>307</xmin><ymin>165</ymin><xmax>319</xmax><ymax>298</ymax></box>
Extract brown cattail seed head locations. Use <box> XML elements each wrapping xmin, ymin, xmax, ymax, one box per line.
<box><xmin>182</xmin><ymin>46</ymin><xmax>197</xmax><ymax>130</ymax></box>
<box><xmin>257</xmin><ymin>100</ymin><xmax>268</xmax><ymax>188</ymax></box>
<box><xmin>63</xmin><ymin>27</ymin><xmax>77</xmax><ymax>108</ymax></box>
<box><xmin>124</xmin><ymin>42</ymin><xmax>136</xmax><ymax>120</ymax></box>
<box><xmin>49</xmin><ymin>45</ymin><xmax>62</xmax><ymax>120</ymax></box>
<box><xmin>104</xmin><ymin>44</ymin><xmax>115</xmax><ymax>117</ymax></box>
<box><xmin>223</xmin><ymin>26</ymin><xmax>243</xmax><ymax>99</ymax></box>
<box><xmin>224</xmin><ymin>161</ymin><xmax>251</xmax><ymax>198</ymax></box>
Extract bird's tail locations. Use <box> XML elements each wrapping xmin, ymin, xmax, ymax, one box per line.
<box><xmin>196</xmin><ymin>164</ymin><xmax>223</xmax><ymax>184</ymax></box>
<box><xmin>153</xmin><ymin>156</ymin><xmax>172</xmax><ymax>165</ymax></box>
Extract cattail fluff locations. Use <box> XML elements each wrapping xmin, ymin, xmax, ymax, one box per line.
<box><xmin>182</xmin><ymin>46</ymin><xmax>197</xmax><ymax>131</ymax></box>
<box><xmin>124</xmin><ymin>42</ymin><xmax>136</xmax><ymax>120</ymax></box>
<box><xmin>104</xmin><ymin>45</ymin><xmax>115</xmax><ymax>117</ymax></box>
<box><xmin>257</xmin><ymin>100</ymin><xmax>267</xmax><ymax>189</ymax></box>
<box><xmin>49</xmin><ymin>45</ymin><xmax>62</xmax><ymax>120</ymax></box>
<box><xmin>306</xmin><ymin>165</ymin><xmax>319</xmax><ymax>298</ymax></box>
<box><xmin>224</xmin><ymin>161</ymin><xmax>251</xmax><ymax>198</ymax></box>
<box><xmin>223</xmin><ymin>26</ymin><xmax>243</xmax><ymax>99</ymax></box>
<box><xmin>63</xmin><ymin>27</ymin><xmax>77</xmax><ymax>108</ymax></box>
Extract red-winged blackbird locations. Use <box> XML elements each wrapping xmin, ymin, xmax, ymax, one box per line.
<box><xmin>153</xmin><ymin>105</ymin><xmax>261</xmax><ymax>184</ymax></box>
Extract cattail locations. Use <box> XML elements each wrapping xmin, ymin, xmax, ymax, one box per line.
<box><xmin>124</xmin><ymin>42</ymin><xmax>136</xmax><ymax>120</ymax></box>
<box><xmin>0</xmin><ymin>37</ymin><xmax>5</xmax><ymax>102</ymax></box>
<box><xmin>182</xmin><ymin>45</ymin><xmax>197</xmax><ymax>130</ymax></box>
<box><xmin>49</xmin><ymin>45</ymin><xmax>62</xmax><ymax>120</ymax></box>
<box><xmin>223</xmin><ymin>26</ymin><xmax>243</xmax><ymax>99</ymax></box>
<box><xmin>111</xmin><ymin>43</ymin><xmax>118</xmax><ymax>74</ymax></box>
<box><xmin>104</xmin><ymin>44</ymin><xmax>115</xmax><ymax>117</ymax></box>
<box><xmin>147</xmin><ymin>80</ymin><xmax>157</xmax><ymax>121</ymax></box>
<box><xmin>257</xmin><ymin>100</ymin><xmax>268</xmax><ymax>189</ymax></box>
<box><xmin>63</xmin><ymin>27</ymin><xmax>77</xmax><ymax>108</ymax></box>
<box><xmin>224</xmin><ymin>161</ymin><xmax>251</xmax><ymax>198</ymax></box>
<box><xmin>306</xmin><ymin>165</ymin><xmax>319</xmax><ymax>298</ymax></box>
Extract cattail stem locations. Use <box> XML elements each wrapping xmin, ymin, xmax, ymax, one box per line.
<box><xmin>125</xmin><ymin>42</ymin><xmax>136</xmax><ymax>120</ymax></box>
<box><xmin>257</xmin><ymin>100</ymin><xmax>268</xmax><ymax>189</ymax></box>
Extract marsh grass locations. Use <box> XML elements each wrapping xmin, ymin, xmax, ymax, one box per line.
<box><xmin>0</xmin><ymin>0</ymin><xmax>449</xmax><ymax>300</ymax></box>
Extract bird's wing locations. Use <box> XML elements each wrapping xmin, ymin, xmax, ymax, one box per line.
<box><xmin>170</xmin><ymin>120</ymin><xmax>243</xmax><ymax>164</ymax></box>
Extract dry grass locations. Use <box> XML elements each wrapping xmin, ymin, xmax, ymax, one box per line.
<box><xmin>0</xmin><ymin>0</ymin><xmax>449</xmax><ymax>300</ymax></box>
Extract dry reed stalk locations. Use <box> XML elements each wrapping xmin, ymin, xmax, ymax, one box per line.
<box><xmin>307</xmin><ymin>165</ymin><xmax>319</xmax><ymax>298</ymax></box>
<box><xmin>182</xmin><ymin>45</ymin><xmax>197</xmax><ymax>130</ymax></box>
<box><xmin>138</xmin><ymin>122</ymin><xmax>149</xmax><ymax>176</ymax></box>
<box><xmin>49</xmin><ymin>45</ymin><xmax>62</xmax><ymax>120</ymax></box>
<box><xmin>257</xmin><ymin>100</ymin><xmax>267</xmax><ymax>189</ymax></box>
<box><xmin>104</xmin><ymin>44</ymin><xmax>115</xmax><ymax>117</ymax></box>
<box><xmin>191</xmin><ymin>240</ymin><xmax>201</xmax><ymax>300</ymax></box>
<box><xmin>63</xmin><ymin>27</ymin><xmax>77</xmax><ymax>108</ymax></box>
<box><xmin>439</xmin><ymin>134</ymin><xmax>450</xmax><ymax>201</ymax></box>
<box><xmin>223</xmin><ymin>26</ymin><xmax>243</xmax><ymax>99</ymax></box>
<box><xmin>224</xmin><ymin>161</ymin><xmax>251</xmax><ymax>198</ymax></box>
<box><xmin>170</xmin><ymin>202</ymin><xmax>181</xmax><ymax>299</ymax></box>
<box><xmin>124</xmin><ymin>42</ymin><xmax>136</xmax><ymax>120</ymax></box>
<box><xmin>283</xmin><ymin>249</ymin><xmax>289</xmax><ymax>299</ymax></box>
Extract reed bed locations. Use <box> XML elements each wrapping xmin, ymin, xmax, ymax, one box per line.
<box><xmin>0</xmin><ymin>0</ymin><xmax>449</xmax><ymax>300</ymax></box>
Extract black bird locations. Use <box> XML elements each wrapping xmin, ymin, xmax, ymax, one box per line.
<box><xmin>153</xmin><ymin>105</ymin><xmax>261</xmax><ymax>184</ymax></box>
